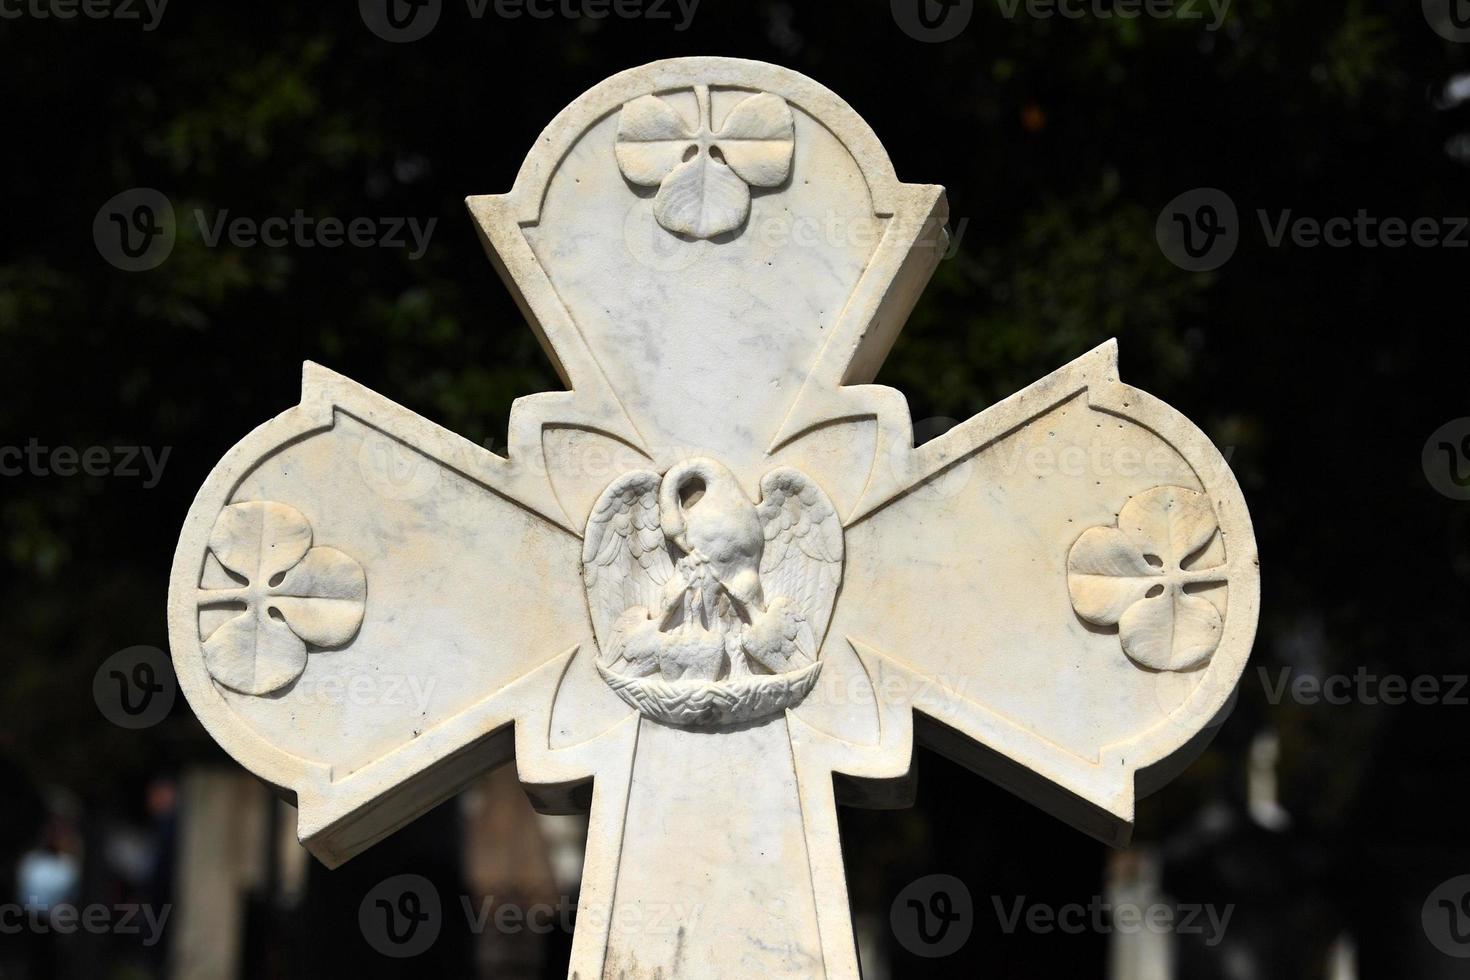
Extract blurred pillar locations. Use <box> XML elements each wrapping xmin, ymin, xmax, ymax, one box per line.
<box><xmin>1107</xmin><ymin>848</ymin><xmax>1172</xmax><ymax>980</ymax></box>
<box><xmin>1328</xmin><ymin>933</ymin><xmax>1357</xmax><ymax>980</ymax></box>
<box><xmin>1247</xmin><ymin>730</ymin><xmax>1291</xmax><ymax>831</ymax></box>
<box><xmin>168</xmin><ymin>767</ymin><xmax>269</xmax><ymax>980</ymax></box>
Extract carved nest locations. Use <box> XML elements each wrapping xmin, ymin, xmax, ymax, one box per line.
<box><xmin>596</xmin><ymin>661</ymin><xmax>824</xmax><ymax>727</ymax></box>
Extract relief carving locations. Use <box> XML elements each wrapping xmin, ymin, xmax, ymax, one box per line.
<box><xmin>582</xmin><ymin>458</ymin><xmax>841</xmax><ymax>725</ymax></box>
<box><xmin>615</xmin><ymin>85</ymin><xmax>794</xmax><ymax>240</ymax></box>
<box><xmin>1067</xmin><ymin>485</ymin><xmax>1229</xmax><ymax>672</ymax></box>
<box><xmin>197</xmin><ymin>500</ymin><xmax>367</xmax><ymax>695</ymax></box>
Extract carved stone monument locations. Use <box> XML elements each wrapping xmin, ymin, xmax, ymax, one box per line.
<box><xmin>168</xmin><ymin>57</ymin><xmax>1259</xmax><ymax>978</ymax></box>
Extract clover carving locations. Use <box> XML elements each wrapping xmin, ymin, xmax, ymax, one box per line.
<box><xmin>1067</xmin><ymin>486</ymin><xmax>1228</xmax><ymax>672</ymax></box>
<box><xmin>198</xmin><ymin>501</ymin><xmax>367</xmax><ymax>695</ymax></box>
<box><xmin>615</xmin><ymin>84</ymin><xmax>794</xmax><ymax>239</ymax></box>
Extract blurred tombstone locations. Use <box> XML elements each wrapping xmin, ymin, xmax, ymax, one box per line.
<box><xmin>165</xmin><ymin>57</ymin><xmax>1259</xmax><ymax>979</ymax></box>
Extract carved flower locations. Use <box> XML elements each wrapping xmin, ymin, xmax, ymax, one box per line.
<box><xmin>1067</xmin><ymin>486</ymin><xmax>1228</xmax><ymax>672</ymax></box>
<box><xmin>615</xmin><ymin>84</ymin><xmax>794</xmax><ymax>239</ymax></box>
<box><xmin>198</xmin><ymin>501</ymin><xmax>366</xmax><ymax>695</ymax></box>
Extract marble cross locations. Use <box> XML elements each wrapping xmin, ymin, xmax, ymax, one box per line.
<box><xmin>168</xmin><ymin>57</ymin><xmax>1259</xmax><ymax>978</ymax></box>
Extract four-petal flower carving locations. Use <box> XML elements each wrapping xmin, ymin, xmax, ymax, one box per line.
<box><xmin>615</xmin><ymin>84</ymin><xmax>794</xmax><ymax>239</ymax></box>
<box><xmin>198</xmin><ymin>501</ymin><xmax>367</xmax><ymax>695</ymax></box>
<box><xmin>1067</xmin><ymin>486</ymin><xmax>1229</xmax><ymax>672</ymax></box>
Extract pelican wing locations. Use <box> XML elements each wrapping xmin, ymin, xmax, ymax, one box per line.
<box><xmin>757</xmin><ymin>468</ymin><xmax>844</xmax><ymax>649</ymax></box>
<box><xmin>581</xmin><ymin>470</ymin><xmax>675</xmax><ymax>653</ymax></box>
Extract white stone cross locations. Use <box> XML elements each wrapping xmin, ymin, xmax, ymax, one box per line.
<box><xmin>168</xmin><ymin>57</ymin><xmax>1259</xmax><ymax>978</ymax></box>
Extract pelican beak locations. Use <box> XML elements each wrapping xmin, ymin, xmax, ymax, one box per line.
<box><xmin>659</xmin><ymin>458</ymin><xmax>717</xmax><ymax>552</ymax></box>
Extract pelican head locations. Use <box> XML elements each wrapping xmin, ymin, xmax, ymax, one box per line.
<box><xmin>659</xmin><ymin>457</ymin><xmax>764</xmax><ymax>610</ymax></box>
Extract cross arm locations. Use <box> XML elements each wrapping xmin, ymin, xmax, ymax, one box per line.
<box><xmin>819</xmin><ymin>341</ymin><xmax>1259</xmax><ymax>846</ymax></box>
<box><xmin>167</xmin><ymin>362</ymin><xmax>638</xmax><ymax>867</ymax></box>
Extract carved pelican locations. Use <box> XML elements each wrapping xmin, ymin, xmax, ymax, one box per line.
<box><xmin>658</xmin><ymin>457</ymin><xmax>765</xmax><ymax>623</ymax></box>
<box><xmin>582</xmin><ymin>459</ymin><xmax>844</xmax><ymax>683</ymax></box>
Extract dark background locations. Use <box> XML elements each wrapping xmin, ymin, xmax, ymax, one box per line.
<box><xmin>2</xmin><ymin>1</ymin><xmax>1469</xmax><ymax>977</ymax></box>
